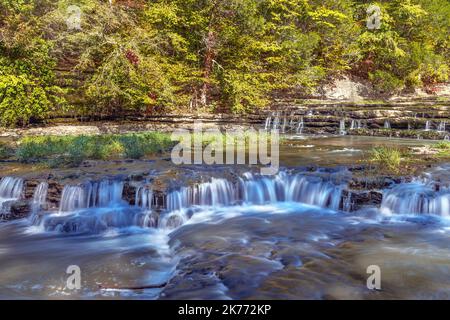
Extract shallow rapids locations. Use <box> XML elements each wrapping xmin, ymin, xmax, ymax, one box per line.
<box><xmin>0</xmin><ymin>165</ymin><xmax>450</xmax><ymax>299</ymax></box>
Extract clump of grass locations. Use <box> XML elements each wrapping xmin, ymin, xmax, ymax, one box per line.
<box><xmin>434</xmin><ymin>141</ymin><xmax>450</xmax><ymax>150</ymax></box>
<box><xmin>433</xmin><ymin>141</ymin><xmax>450</xmax><ymax>157</ymax></box>
<box><xmin>369</xmin><ymin>146</ymin><xmax>403</xmax><ymax>173</ymax></box>
<box><xmin>16</xmin><ymin>132</ymin><xmax>175</xmax><ymax>166</ymax></box>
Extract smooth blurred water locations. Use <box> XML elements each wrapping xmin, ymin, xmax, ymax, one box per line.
<box><xmin>1</xmin><ymin>166</ymin><xmax>450</xmax><ymax>299</ymax></box>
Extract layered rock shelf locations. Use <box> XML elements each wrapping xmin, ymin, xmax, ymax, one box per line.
<box><xmin>0</xmin><ymin>97</ymin><xmax>448</xmax><ymax>140</ymax></box>
<box><xmin>0</xmin><ymin>167</ymin><xmax>424</xmax><ymax>223</ymax></box>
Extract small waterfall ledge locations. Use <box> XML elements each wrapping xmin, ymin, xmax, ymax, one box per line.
<box><xmin>1</xmin><ymin>166</ymin><xmax>450</xmax><ymax>228</ymax></box>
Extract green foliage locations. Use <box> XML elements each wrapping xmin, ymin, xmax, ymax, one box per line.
<box><xmin>369</xmin><ymin>70</ymin><xmax>404</xmax><ymax>94</ymax></box>
<box><xmin>0</xmin><ymin>141</ymin><xmax>14</xmax><ymax>159</ymax></box>
<box><xmin>0</xmin><ymin>0</ymin><xmax>449</xmax><ymax>123</ymax></box>
<box><xmin>369</xmin><ymin>146</ymin><xmax>403</xmax><ymax>173</ymax></box>
<box><xmin>354</xmin><ymin>0</ymin><xmax>450</xmax><ymax>90</ymax></box>
<box><xmin>434</xmin><ymin>141</ymin><xmax>450</xmax><ymax>150</ymax></box>
<box><xmin>0</xmin><ymin>1</ymin><xmax>66</xmax><ymax>127</ymax></box>
<box><xmin>0</xmin><ymin>74</ymin><xmax>51</xmax><ymax>127</ymax></box>
<box><xmin>16</xmin><ymin>132</ymin><xmax>175</xmax><ymax>166</ymax></box>
<box><xmin>433</xmin><ymin>141</ymin><xmax>450</xmax><ymax>157</ymax></box>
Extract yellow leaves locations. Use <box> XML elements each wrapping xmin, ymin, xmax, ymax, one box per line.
<box><xmin>308</xmin><ymin>6</ymin><xmax>349</xmax><ymax>29</ymax></box>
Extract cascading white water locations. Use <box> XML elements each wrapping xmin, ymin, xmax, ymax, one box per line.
<box><xmin>381</xmin><ymin>182</ymin><xmax>450</xmax><ymax>216</ymax></box>
<box><xmin>296</xmin><ymin>117</ymin><xmax>304</xmax><ymax>134</ymax></box>
<box><xmin>425</xmin><ymin>120</ymin><xmax>431</xmax><ymax>131</ymax></box>
<box><xmin>59</xmin><ymin>180</ymin><xmax>124</xmax><ymax>212</ymax></box>
<box><xmin>166</xmin><ymin>178</ymin><xmax>237</xmax><ymax>211</ymax></box>
<box><xmin>32</xmin><ymin>182</ymin><xmax>48</xmax><ymax>213</ymax></box>
<box><xmin>28</xmin><ymin>182</ymin><xmax>49</xmax><ymax>225</ymax></box>
<box><xmin>135</xmin><ymin>186</ymin><xmax>153</xmax><ymax>210</ymax></box>
<box><xmin>59</xmin><ymin>185</ymin><xmax>87</xmax><ymax>212</ymax></box>
<box><xmin>272</xmin><ymin>112</ymin><xmax>280</xmax><ymax>130</ymax></box>
<box><xmin>350</xmin><ymin>120</ymin><xmax>362</xmax><ymax>130</ymax></box>
<box><xmin>264</xmin><ymin>115</ymin><xmax>272</xmax><ymax>131</ymax></box>
<box><xmin>284</xmin><ymin>175</ymin><xmax>343</xmax><ymax>209</ymax></box>
<box><xmin>438</xmin><ymin>121</ymin><xmax>446</xmax><ymax>132</ymax></box>
<box><xmin>165</xmin><ymin>172</ymin><xmax>345</xmax><ymax>212</ymax></box>
<box><xmin>35</xmin><ymin>171</ymin><xmax>347</xmax><ymax>234</ymax></box>
<box><xmin>0</xmin><ymin>177</ymin><xmax>23</xmax><ymax>200</ymax></box>
<box><xmin>0</xmin><ymin>177</ymin><xmax>24</xmax><ymax>214</ymax></box>
<box><xmin>384</xmin><ymin>120</ymin><xmax>391</xmax><ymax>129</ymax></box>
<box><xmin>339</xmin><ymin>119</ymin><xmax>346</xmax><ymax>135</ymax></box>
<box><xmin>264</xmin><ymin>111</ymin><xmax>310</xmax><ymax>134</ymax></box>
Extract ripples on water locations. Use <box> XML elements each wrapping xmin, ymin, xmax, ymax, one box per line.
<box><xmin>0</xmin><ymin>167</ymin><xmax>450</xmax><ymax>299</ymax></box>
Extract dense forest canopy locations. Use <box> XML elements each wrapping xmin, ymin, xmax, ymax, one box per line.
<box><xmin>0</xmin><ymin>0</ymin><xmax>449</xmax><ymax>126</ymax></box>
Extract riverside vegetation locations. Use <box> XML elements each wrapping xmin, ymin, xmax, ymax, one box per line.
<box><xmin>0</xmin><ymin>133</ymin><xmax>448</xmax><ymax>173</ymax></box>
<box><xmin>0</xmin><ymin>0</ymin><xmax>449</xmax><ymax>127</ymax></box>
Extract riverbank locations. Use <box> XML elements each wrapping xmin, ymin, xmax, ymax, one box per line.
<box><xmin>0</xmin><ymin>97</ymin><xmax>449</xmax><ymax>140</ymax></box>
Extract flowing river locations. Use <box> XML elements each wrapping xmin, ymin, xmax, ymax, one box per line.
<box><xmin>0</xmin><ymin>136</ymin><xmax>449</xmax><ymax>299</ymax></box>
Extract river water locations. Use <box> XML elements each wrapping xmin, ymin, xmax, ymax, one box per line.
<box><xmin>0</xmin><ymin>136</ymin><xmax>449</xmax><ymax>299</ymax></box>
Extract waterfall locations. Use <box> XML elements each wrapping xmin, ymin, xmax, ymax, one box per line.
<box><xmin>425</xmin><ymin>120</ymin><xmax>431</xmax><ymax>131</ymax></box>
<box><xmin>384</xmin><ymin>120</ymin><xmax>391</xmax><ymax>129</ymax></box>
<box><xmin>339</xmin><ymin>119</ymin><xmax>346</xmax><ymax>135</ymax></box>
<box><xmin>59</xmin><ymin>180</ymin><xmax>124</xmax><ymax>212</ymax></box>
<box><xmin>438</xmin><ymin>121</ymin><xmax>446</xmax><ymax>132</ymax></box>
<box><xmin>28</xmin><ymin>182</ymin><xmax>48</xmax><ymax>224</ymax></box>
<box><xmin>264</xmin><ymin>115</ymin><xmax>272</xmax><ymax>131</ymax></box>
<box><xmin>41</xmin><ymin>180</ymin><xmax>139</xmax><ymax>233</ymax></box>
<box><xmin>32</xmin><ymin>182</ymin><xmax>48</xmax><ymax>213</ymax></box>
<box><xmin>350</xmin><ymin>120</ymin><xmax>363</xmax><ymax>130</ymax></box>
<box><xmin>296</xmin><ymin>117</ymin><xmax>304</xmax><ymax>134</ymax></box>
<box><xmin>0</xmin><ymin>177</ymin><xmax>24</xmax><ymax>214</ymax></box>
<box><xmin>32</xmin><ymin>170</ymin><xmax>347</xmax><ymax>234</ymax></box>
<box><xmin>263</xmin><ymin>111</ymin><xmax>309</xmax><ymax>134</ymax></box>
<box><xmin>272</xmin><ymin>112</ymin><xmax>280</xmax><ymax>130</ymax></box>
<box><xmin>135</xmin><ymin>186</ymin><xmax>153</xmax><ymax>210</ymax></box>
<box><xmin>166</xmin><ymin>172</ymin><xmax>345</xmax><ymax>212</ymax></box>
<box><xmin>0</xmin><ymin>177</ymin><xmax>23</xmax><ymax>200</ymax></box>
<box><xmin>166</xmin><ymin>178</ymin><xmax>237</xmax><ymax>211</ymax></box>
<box><xmin>381</xmin><ymin>182</ymin><xmax>450</xmax><ymax>217</ymax></box>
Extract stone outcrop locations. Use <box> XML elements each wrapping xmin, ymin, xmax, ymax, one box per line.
<box><xmin>0</xmin><ymin>200</ymin><xmax>30</xmax><ymax>221</ymax></box>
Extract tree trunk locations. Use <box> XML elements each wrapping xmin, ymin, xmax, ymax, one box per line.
<box><xmin>200</xmin><ymin>29</ymin><xmax>217</xmax><ymax>106</ymax></box>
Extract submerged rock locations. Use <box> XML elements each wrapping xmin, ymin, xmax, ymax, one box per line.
<box><xmin>0</xmin><ymin>200</ymin><xmax>30</xmax><ymax>221</ymax></box>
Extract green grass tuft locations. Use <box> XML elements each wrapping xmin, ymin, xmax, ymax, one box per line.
<box><xmin>16</xmin><ymin>132</ymin><xmax>175</xmax><ymax>166</ymax></box>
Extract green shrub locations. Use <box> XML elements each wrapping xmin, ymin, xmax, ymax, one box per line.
<box><xmin>0</xmin><ymin>75</ymin><xmax>51</xmax><ymax>127</ymax></box>
<box><xmin>369</xmin><ymin>71</ymin><xmax>404</xmax><ymax>95</ymax></box>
